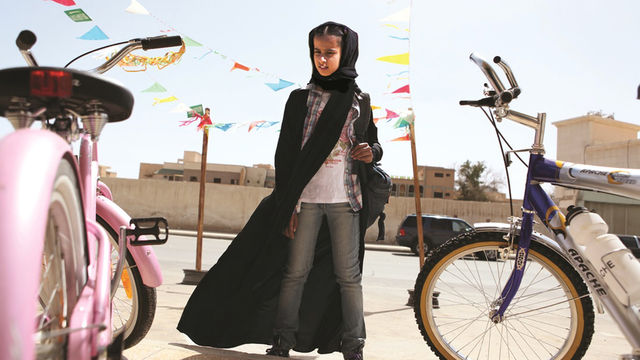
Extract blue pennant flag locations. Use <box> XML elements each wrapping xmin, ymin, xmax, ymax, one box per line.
<box><xmin>265</xmin><ymin>79</ymin><xmax>295</xmax><ymax>91</ymax></box>
<box><xmin>213</xmin><ymin>123</ymin><xmax>233</xmax><ymax>131</ymax></box>
<box><xmin>78</xmin><ymin>25</ymin><xmax>108</xmax><ymax>40</ymax></box>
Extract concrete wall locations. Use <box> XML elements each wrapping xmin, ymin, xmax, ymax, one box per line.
<box><xmin>102</xmin><ymin>178</ymin><xmax>535</xmax><ymax>245</ymax></box>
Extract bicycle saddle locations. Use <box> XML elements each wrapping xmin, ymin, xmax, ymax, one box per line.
<box><xmin>0</xmin><ymin>67</ymin><xmax>134</xmax><ymax>122</ymax></box>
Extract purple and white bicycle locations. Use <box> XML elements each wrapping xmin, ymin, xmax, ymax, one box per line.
<box><xmin>413</xmin><ymin>54</ymin><xmax>640</xmax><ymax>359</ymax></box>
<box><xmin>0</xmin><ymin>31</ymin><xmax>180</xmax><ymax>359</ymax></box>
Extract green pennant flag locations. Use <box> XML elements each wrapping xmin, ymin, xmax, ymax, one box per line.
<box><xmin>65</xmin><ymin>8</ymin><xmax>92</xmax><ymax>22</ymax></box>
<box><xmin>183</xmin><ymin>36</ymin><xmax>203</xmax><ymax>47</ymax></box>
<box><xmin>141</xmin><ymin>82</ymin><xmax>167</xmax><ymax>93</ymax></box>
<box><xmin>187</xmin><ymin>104</ymin><xmax>203</xmax><ymax>118</ymax></box>
<box><xmin>393</xmin><ymin>116</ymin><xmax>411</xmax><ymax>128</ymax></box>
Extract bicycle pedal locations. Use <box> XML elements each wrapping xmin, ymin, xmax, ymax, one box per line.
<box><xmin>127</xmin><ymin>217</ymin><xmax>169</xmax><ymax>246</ymax></box>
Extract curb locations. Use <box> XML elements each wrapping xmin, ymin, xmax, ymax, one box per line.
<box><xmin>168</xmin><ymin>229</ymin><xmax>411</xmax><ymax>253</ymax></box>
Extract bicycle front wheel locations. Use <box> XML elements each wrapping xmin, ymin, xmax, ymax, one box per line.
<box><xmin>414</xmin><ymin>231</ymin><xmax>594</xmax><ymax>360</ymax></box>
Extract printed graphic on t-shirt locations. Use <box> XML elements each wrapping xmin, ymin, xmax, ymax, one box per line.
<box><xmin>324</xmin><ymin>120</ymin><xmax>352</xmax><ymax>166</ymax></box>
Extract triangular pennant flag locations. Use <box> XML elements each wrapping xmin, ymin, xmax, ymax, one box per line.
<box><xmin>64</xmin><ymin>9</ymin><xmax>92</xmax><ymax>22</ymax></box>
<box><xmin>262</xmin><ymin>121</ymin><xmax>279</xmax><ymax>128</ymax></box>
<box><xmin>380</xmin><ymin>7</ymin><xmax>411</xmax><ymax>22</ymax></box>
<box><xmin>389</xmin><ymin>35</ymin><xmax>409</xmax><ymax>41</ymax></box>
<box><xmin>213</xmin><ymin>123</ymin><xmax>234</xmax><ymax>131</ymax></box>
<box><xmin>390</xmin><ymin>133</ymin><xmax>411</xmax><ymax>142</ymax></box>
<box><xmin>182</xmin><ymin>36</ymin><xmax>202</xmax><ymax>46</ymax></box>
<box><xmin>371</xmin><ymin>105</ymin><xmax>382</xmax><ymax>111</ymax></box>
<box><xmin>382</xmin><ymin>24</ymin><xmax>410</xmax><ymax>32</ymax></box>
<box><xmin>265</xmin><ymin>79</ymin><xmax>295</xmax><ymax>91</ymax></box>
<box><xmin>141</xmin><ymin>82</ymin><xmax>167</xmax><ymax>93</ymax></box>
<box><xmin>171</xmin><ymin>103</ymin><xmax>192</xmax><ymax>113</ymax></box>
<box><xmin>386</xmin><ymin>109</ymin><xmax>400</xmax><ymax>119</ymax></box>
<box><xmin>231</xmin><ymin>62</ymin><xmax>250</xmax><ymax>71</ymax></box>
<box><xmin>248</xmin><ymin>120</ymin><xmax>266</xmax><ymax>132</ymax></box>
<box><xmin>77</xmin><ymin>26</ymin><xmax>108</xmax><ymax>40</ymax></box>
<box><xmin>373</xmin><ymin>117</ymin><xmax>383</xmax><ymax>124</ymax></box>
<box><xmin>393</xmin><ymin>117</ymin><xmax>412</xmax><ymax>128</ymax></box>
<box><xmin>376</xmin><ymin>53</ymin><xmax>410</xmax><ymax>65</ymax></box>
<box><xmin>125</xmin><ymin>0</ymin><xmax>150</xmax><ymax>15</ymax></box>
<box><xmin>152</xmin><ymin>96</ymin><xmax>177</xmax><ymax>105</ymax></box>
<box><xmin>392</xmin><ymin>84</ymin><xmax>410</xmax><ymax>94</ymax></box>
<box><xmin>187</xmin><ymin>104</ymin><xmax>204</xmax><ymax>117</ymax></box>
<box><xmin>51</xmin><ymin>0</ymin><xmax>76</xmax><ymax>6</ymax></box>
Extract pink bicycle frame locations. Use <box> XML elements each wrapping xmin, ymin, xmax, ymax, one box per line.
<box><xmin>0</xmin><ymin>130</ymin><xmax>110</xmax><ymax>359</ymax></box>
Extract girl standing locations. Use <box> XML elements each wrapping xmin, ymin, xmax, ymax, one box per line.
<box><xmin>178</xmin><ymin>21</ymin><xmax>381</xmax><ymax>360</ymax></box>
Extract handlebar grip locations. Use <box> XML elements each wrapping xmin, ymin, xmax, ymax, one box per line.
<box><xmin>141</xmin><ymin>35</ymin><xmax>183</xmax><ymax>50</ymax></box>
<box><xmin>459</xmin><ymin>96</ymin><xmax>497</xmax><ymax>107</ymax></box>
<box><xmin>16</xmin><ymin>30</ymin><xmax>36</xmax><ymax>51</ymax></box>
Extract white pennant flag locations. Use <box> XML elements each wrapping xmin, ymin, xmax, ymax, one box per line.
<box><xmin>126</xmin><ymin>0</ymin><xmax>150</xmax><ymax>15</ymax></box>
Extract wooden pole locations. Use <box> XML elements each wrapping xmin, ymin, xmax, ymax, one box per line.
<box><xmin>195</xmin><ymin>126</ymin><xmax>209</xmax><ymax>272</ymax></box>
<box><xmin>407</xmin><ymin>109</ymin><xmax>425</xmax><ymax>268</ymax></box>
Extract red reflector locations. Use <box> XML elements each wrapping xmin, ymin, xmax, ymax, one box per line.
<box><xmin>399</xmin><ymin>228</ymin><xmax>406</xmax><ymax>236</ymax></box>
<box><xmin>30</xmin><ymin>70</ymin><xmax>72</xmax><ymax>98</ymax></box>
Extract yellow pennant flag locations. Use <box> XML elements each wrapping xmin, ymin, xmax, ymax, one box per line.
<box><xmin>153</xmin><ymin>96</ymin><xmax>178</xmax><ymax>105</ymax></box>
<box><xmin>376</xmin><ymin>52</ymin><xmax>410</xmax><ymax>65</ymax></box>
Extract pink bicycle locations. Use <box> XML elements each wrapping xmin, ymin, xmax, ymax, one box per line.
<box><xmin>0</xmin><ymin>30</ymin><xmax>181</xmax><ymax>359</ymax></box>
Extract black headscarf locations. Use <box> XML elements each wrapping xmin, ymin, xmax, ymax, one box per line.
<box><xmin>308</xmin><ymin>21</ymin><xmax>359</xmax><ymax>91</ymax></box>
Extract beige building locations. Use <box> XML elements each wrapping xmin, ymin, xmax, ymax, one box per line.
<box><xmin>553</xmin><ymin>114</ymin><xmax>640</xmax><ymax>234</ymax></box>
<box><xmin>139</xmin><ymin>151</ymin><xmax>275</xmax><ymax>188</ymax></box>
<box><xmin>391</xmin><ymin>166</ymin><xmax>455</xmax><ymax>199</ymax></box>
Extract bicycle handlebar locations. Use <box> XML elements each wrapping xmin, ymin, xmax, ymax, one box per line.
<box><xmin>469</xmin><ymin>52</ymin><xmax>506</xmax><ymax>94</ymax></box>
<box><xmin>463</xmin><ymin>53</ymin><xmax>521</xmax><ymax>108</ymax></box>
<box><xmin>140</xmin><ymin>35</ymin><xmax>182</xmax><ymax>50</ymax></box>
<box><xmin>91</xmin><ymin>35</ymin><xmax>183</xmax><ymax>74</ymax></box>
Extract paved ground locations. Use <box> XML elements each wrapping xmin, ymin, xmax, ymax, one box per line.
<box><xmin>123</xmin><ymin>233</ymin><xmax>632</xmax><ymax>360</ymax></box>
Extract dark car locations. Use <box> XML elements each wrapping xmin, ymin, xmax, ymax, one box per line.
<box><xmin>396</xmin><ymin>214</ymin><xmax>473</xmax><ymax>255</ymax></box>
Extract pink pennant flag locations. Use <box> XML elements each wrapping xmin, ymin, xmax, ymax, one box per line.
<box><xmin>248</xmin><ymin>120</ymin><xmax>266</xmax><ymax>132</ymax></box>
<box><xmin>179</xmin><ymin>119</ymin><xmax>198</xmax><ymax>127</ymax></box>
<box><xmin>231</xmin><ymin>62</ymin><xmax>250</xmax><ymax>71</ymax></box>
<box><xmin>392</xmin><ymin>84</ymin><xmax>410</xmax><ymax>94</ymax></box>
<box><xmin>51</xmin><ymin>0</ymin><xmax>76</xmax><ymax>5</ymax></box>
<box><xmin>386</xmin><ymin>109</ymin><xmax>400</xmax><ymax>119</ymax></box>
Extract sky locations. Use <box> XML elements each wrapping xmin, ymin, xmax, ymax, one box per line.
<box><xmin>2</xmin><ymin>0</ymin><xmax>640</xmax><ymax>200</ymax></box>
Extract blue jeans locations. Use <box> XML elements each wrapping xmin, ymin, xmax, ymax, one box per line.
<box><xmin>274</xmin><ymin>202</ymin><xmax>365</xmax><ymax>353</ymax></box>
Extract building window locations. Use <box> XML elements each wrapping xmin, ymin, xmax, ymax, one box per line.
<box><xmin>445</xmin><ymin>192</ymin><xmax>450</xmax><ymax>197</ymax></box>
<box><xmin>435</xmin><ymin>173</ymin><xmax>444</xmax><ymax>178</ymax></box>
<box><xmin>168</xmin><ymin>175</ymin><xmax>174</xmax><ymax>181</ymax></box>
<box><xmin>408</xmin><ymin>185</ymin><xmax>415</xmax><ymax>197</ymax></box>
<box><xmin>190</xmin><ymin>176</ymin><xmax>197</xmax><ymax>182</ymax></box>
<box><xmin>446</xmin><ymin>173</ymin><xmax>451</xmax><ymax>177</ymax></box>
<box><xmin>230</xmin><ymin>179</ymin><xmax>236</xmax><ymax>185</ymax></box>
<box><xmin>434</xmin><ymin>192</ymin><xmax>444</xmax><ymax>198</ymax></box>
<box><xmin>213</xmin><ymin>178</ymin><xmax>221</xmax><ymax>183</ymax></box>
<box><xmin>419</xmin><ymin>185</ymin><xmax>424</xmax><ymax>194</ymax></box>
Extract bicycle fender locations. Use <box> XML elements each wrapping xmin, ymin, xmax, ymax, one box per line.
<box><xmin>96</xmin><ymin>195</ymin><xmax>163</xmax><ymax>287</ymax></box>
<box><xmin>0</xmin><ymin>129</ymin><xmax>78</xmax><ymax>360</ymax></box>
<box><xmin>473</xmin><ymin>222</ymin><xmax>566</xmax><ymax>259</ymax></box>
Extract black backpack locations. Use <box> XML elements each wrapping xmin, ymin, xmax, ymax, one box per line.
<box><xmin>365</xmin><ymin>162</ymin><xmax>392</xmax><ymax>239</ymax></box>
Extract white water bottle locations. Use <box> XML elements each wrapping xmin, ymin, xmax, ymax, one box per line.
<box><xmin>566</xmin><ymin>207</ymin><xmax>640</xmax><ymax>306</ymax></box>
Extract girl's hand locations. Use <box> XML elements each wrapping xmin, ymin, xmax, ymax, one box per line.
<box><xmin>351</xmin><ymin>142</ymin><xmax>373</xmax><ymax>163</ymax></box>
<box><xmin>283</xmin><ymin>212</ymin><xmax>298</xmax><ymax>239</ymax></box>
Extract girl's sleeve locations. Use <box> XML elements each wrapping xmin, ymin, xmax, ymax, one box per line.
<box><xmin>274</xmin><ymin>90</ymin><xmax>305</xmax><ymax>197</ymax></box>
<box><xmin>365</xmin><ymin>99</ymin><xmax>383</xmax><ymax>163</ymax></box>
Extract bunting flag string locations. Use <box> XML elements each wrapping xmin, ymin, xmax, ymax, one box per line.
<box><xmin>123</xmin><ymin>0</ymin><xmax>300</xmax><ymax>92</ymax></box>
<box><xmin>374</xmin><ymin>3</ymin><xmax>412</xmax><ymax>142</ymax></box>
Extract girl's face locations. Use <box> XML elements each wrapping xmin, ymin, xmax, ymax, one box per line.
<box><xmin>313</xmin><ymin>34</ymin><xmax>341</xmax><ymax>77</ymax></box>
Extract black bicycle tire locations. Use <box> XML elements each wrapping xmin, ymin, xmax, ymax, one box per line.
<box><xmin>414</xmin><ymin>231</ymin><xmax>595</xmax><ymax>360</ymax></box>
<box><xmin>97</xmin><ymin>216</ymin><xmax>157</xmax><ymax>349</ymax></box>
